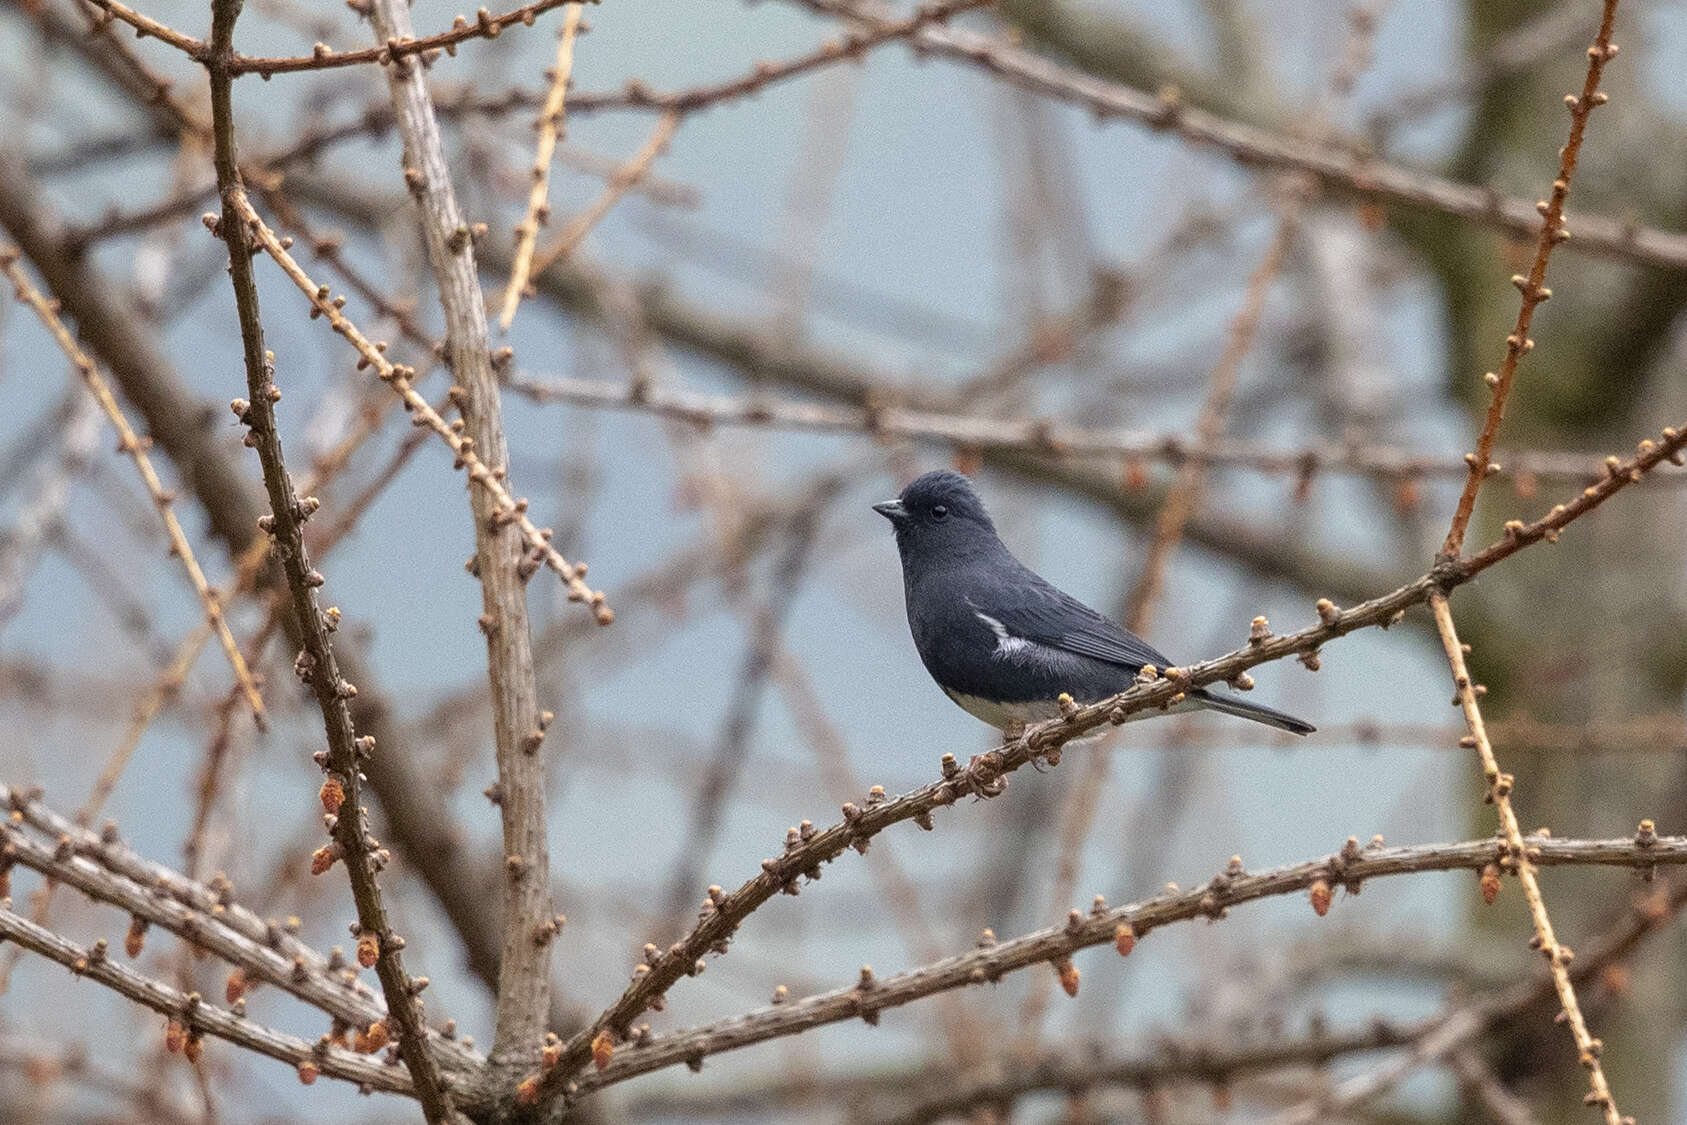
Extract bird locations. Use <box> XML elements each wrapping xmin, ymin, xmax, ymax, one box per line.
<box><xmin>874</xmin><ymin>470</ymin><xmax>1314</xmax><ymax>736</ymax></box>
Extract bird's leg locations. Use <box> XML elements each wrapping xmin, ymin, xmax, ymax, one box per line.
<box><xmin>1001</xmin><ymin>719</ymin><xmax>1027</xmax><ymax>740</ymax></box>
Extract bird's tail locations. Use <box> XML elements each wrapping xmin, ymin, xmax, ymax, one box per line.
<box><xmin>1190</xmin><ymin>688</ymin><xmax>1315</xmax><ymax>735</ymax></box>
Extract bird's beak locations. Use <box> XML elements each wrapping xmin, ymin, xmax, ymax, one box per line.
<box><xmin>872</xmin><ymin>499</ymin><xmax>908</xmax><ymax>522</ymax></box>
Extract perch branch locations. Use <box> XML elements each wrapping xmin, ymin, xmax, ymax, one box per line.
<box><xmin>528</xmin><ymin>405</ymin><xmax>1687</xmax><ymax>1099</ymax></box>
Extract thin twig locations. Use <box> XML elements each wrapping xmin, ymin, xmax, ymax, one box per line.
<box><xmin>1430</xmin><ymin>596</ymin><xmax>1622</xmax><ymax>1125</ymax></box>
<box><xmin>562</xmin><ymin>836</ymin><xmax>1686</xmax><ymax>1100</ymax></box>
<box><xmin>203</xmin><ymin>0</ymin><xmax>458</xmax><ymax>1114</ymax></box>
<box><xmin>230</xmin><ymin>0</ymin><xmax>575</xmax><ymax>74</ymax></box>
<box><xmin>528</xmin><ymin>110</ymin><xmax>680</xmax><ymax>277</ymax></box>
<box><xmin>1440</xmin><ymin>0</ymin><xmax>1622</xmax><ymax>559</ymax></box>
<box><xmin>1422</xmin><ymin>7</ymin><xmax>1627</xmax><ymax>1121</ymax></box>
<box><xmin>223</xmin><ymin>194</ymin><xmax>613</xmax><ymax>622</ymax></box>
<box><xmin>502</xmin><ymin>369</ymin><xmax>1669</xmax><ymax>487</ymax></box>
<box><xmin>497</xmin><ymin>3</ymin><xmax>583</xmax><ymax>333</ymax></box>
<box><xmin>785</xmin><ymin>0</ymin><xmax>1687</xmax><ymax>272</ymax></box>
<box><xmin>71</xmin><ymin>0</ymin><xmax>579</xmax><ymax>75</ymax></box>
<box><xmin>0</xmin><ymin>249</ymin><xmax>266</xmax><ymax>728</ymax></box>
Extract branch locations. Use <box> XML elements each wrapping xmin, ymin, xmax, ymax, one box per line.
<box><xmin>500</xmin><ymin>369</ymin><xmax>1684</xmax><ymax>488</ymax></box>
<box><xmin>0</xmin><ymin>248</ymin><xmax>266</xmax><ymax>728</ymax></box>
<box><xmin>232</xmin><ymin>0</ymin><xmax>575</xmax><ymax>74</ymax></box>
<box><xmin>72</xmin><ymin>0</ymin><xmax>579</xmax><ymax>75</ymax></box>
<box><xmin>496</xmin><ymin>3</ymin><xmax>584</xmax><ymax>333</ymax></box>
<box><xmin>360</xmin><ymin>0</ymin><xmax>565</xmax><ymax>1082</ymax></box>
<box><xmin>223</xmin><ymin>194</ymin><xmax>612</xmax><ymax>622</ymax></box>
<box><xmin>1439</xmin><ymin>1</ymin><xmax>1621</xmax><ymax>558</ymax></box>
<box><xmin>0</xmin><ymin>788</ymin><xmax>484</xmax><ymax>1075</ymax></box>
<box><xmin>0</xmin><ymin>901</ymin><xmax>418</xmax><ymax>1097</ymax></box>
<box><xmin>1421</xmin><ymin>8</ymin><xmax>1627</xmax><ymax>1121</ymax></box>
<box><xmin>787</xmin><ymin>0</ymin><xmax>1687</xmax><ymax>272</ymax></box>
<box><xmin>563</xmin><ymin>835</ymin><xmax>1685</xmax><ymax>1099</ymax></box>
<box><xmin>527</xmin><ymin>110</ymin><xmax>679</xmax><ymax>277</ymax></box>
<box><xmin>203</xmin><ymin>0</ymin><xmax>457</xmax><ymax>1116</ymax></box>
<box><xmin>1432</xmin><ymin>596</ymin><xmax>1622</xmax><ymax>1123</ymax></box>
<box><xmin>69</xmin><ymin>0</ymin><xmax>207</xmax><ymax>59</ymax></box>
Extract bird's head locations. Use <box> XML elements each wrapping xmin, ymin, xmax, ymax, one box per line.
<box><xmin>873</xmin><ymin>470</ymin><xmax>999</xmax><ymax>560</ymax></box>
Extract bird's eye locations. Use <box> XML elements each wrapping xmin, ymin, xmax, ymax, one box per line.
<box><xmin>931</xmin><ymin>504</ymin><xmax>949</xmax><ymax>521</ymax></box>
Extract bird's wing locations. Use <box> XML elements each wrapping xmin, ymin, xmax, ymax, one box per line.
<box><xmin>972</xmin><ymin>572</ymin><xmax>1174</xmax><ymax>672</ymax></box>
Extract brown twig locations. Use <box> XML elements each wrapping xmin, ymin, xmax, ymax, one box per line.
<box><xmin>0</xmin><ymin>903</ymin><xmax>420</xmax><ymax>1097</ymax></box>
<box><xmin>1439</xmin><ymin>0</ymin><xmax>1622</xmax><ymax>559</ymax></box>
<box><xmin>1422</xmin><ymin>8</ymin><xmax>1627</xmax><ymax>1122</ymax></box>
<box><xmin>203</xmin><ymin>0</ymin><xmax>458</xmax><ymax>1115</ymax></box>
<box><xmin>562</xmin><ymin>836</ymin><xmax>1686</xmax><ymax>1100</ymax></box>
<box><xmin>231</xmin><ymin>0</ymin><xmax>575</xmax><ymax>74</ymax></box>
<box><xmin>224</xmin><ymin>194</ymin><xmax>612</xmax><ymax>623</ymax></box>
<box><xmin>72</xmin><ymin>0</ymin><xmax>579</xmax><ymax>75</ymax></box>
<box><xmin>528</xmin><ymin>110</ymin><xmax>680</xmax><ymax>277</ymax></box>
<box><xmin>1431</xmin><ymin>596</ymin><xmax>1622</xmax><ymax>1124</ymax></box>
<box><xmin>496</xmin><ymin>3</ymin><xmax>584</xmax><ymax>333</ymax></box>
<box><xmin>69</xmin><ymin>0</ymin><xmax>207</xmax><ymax>59</ymax></box>
<box><xmin>786</xmin><ymin>0</ymin><xmax>1687</xmax><ymax>272</ymax></box>
<box><xmin>500</xmin><ymin>369</ymin><xmax>1669</xmax><ymax>488</ymax></box>
<box><xmin>0</xmin><ymin>249</ymin><xmax>266</xmax><ymax>728</ymax></box>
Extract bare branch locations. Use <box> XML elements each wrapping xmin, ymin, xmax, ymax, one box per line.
<box><xmin>0</xmin><ymin>788</ymin><xmax>483</xmax><ymax>1074</ymax></box>
<box><xmin>788</xmin><ymin>0</ymin><xmax>1687</xmax><ymax>272</ymax></box>
<box><xmin>0</xmin><ymin>248</ymin><xmax>267</xmax><ymax>729</ymax></box>
<box><xmin>567</xmin><ymin>836</ymin><xmax>1686</xmax><ymax>1099</ymax></box>
<box><xmin>1440</xmin><ymin>0</ymin><xmax>1622</xmax><ymax>558</ymax></box>
<box><xmin>0</xmin><ymin>900</ymin><xmax>418</xmax><ymax>1097</ymax></box>
<box><xmin>527</xmin><ymin>110</ymin><xmax>679</xmax><ymax>278</ymax></box>
<box><xmin>360</xmin><ymin>0</ymin><xmax>566</xmax><ymax>1082</ymax></box>
<box><xmin>203</xmin><ymin>0</ymin><xmax>459</xmax><ymax>1114</ymax></box>
<box><xmin>496</xmin><ymin>3</ymin><xmax>584</xmax><ymax>333</ymax></box>
<box><xmin>501</xmin><ymin>368</ymin><xmax>1686</xmax><ymax>489</ymax></box>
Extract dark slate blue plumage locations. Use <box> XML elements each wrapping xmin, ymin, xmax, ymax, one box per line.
<box><xmin>874</xmin><ymin>470</ymin><xmax>1314</xmax><ymax>735</ymax></box>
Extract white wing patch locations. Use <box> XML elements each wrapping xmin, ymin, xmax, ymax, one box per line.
<box><xmin>973</xmin><ymin>611</ymin><xmax>1042</xmax><ymax>662</ymax></box>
